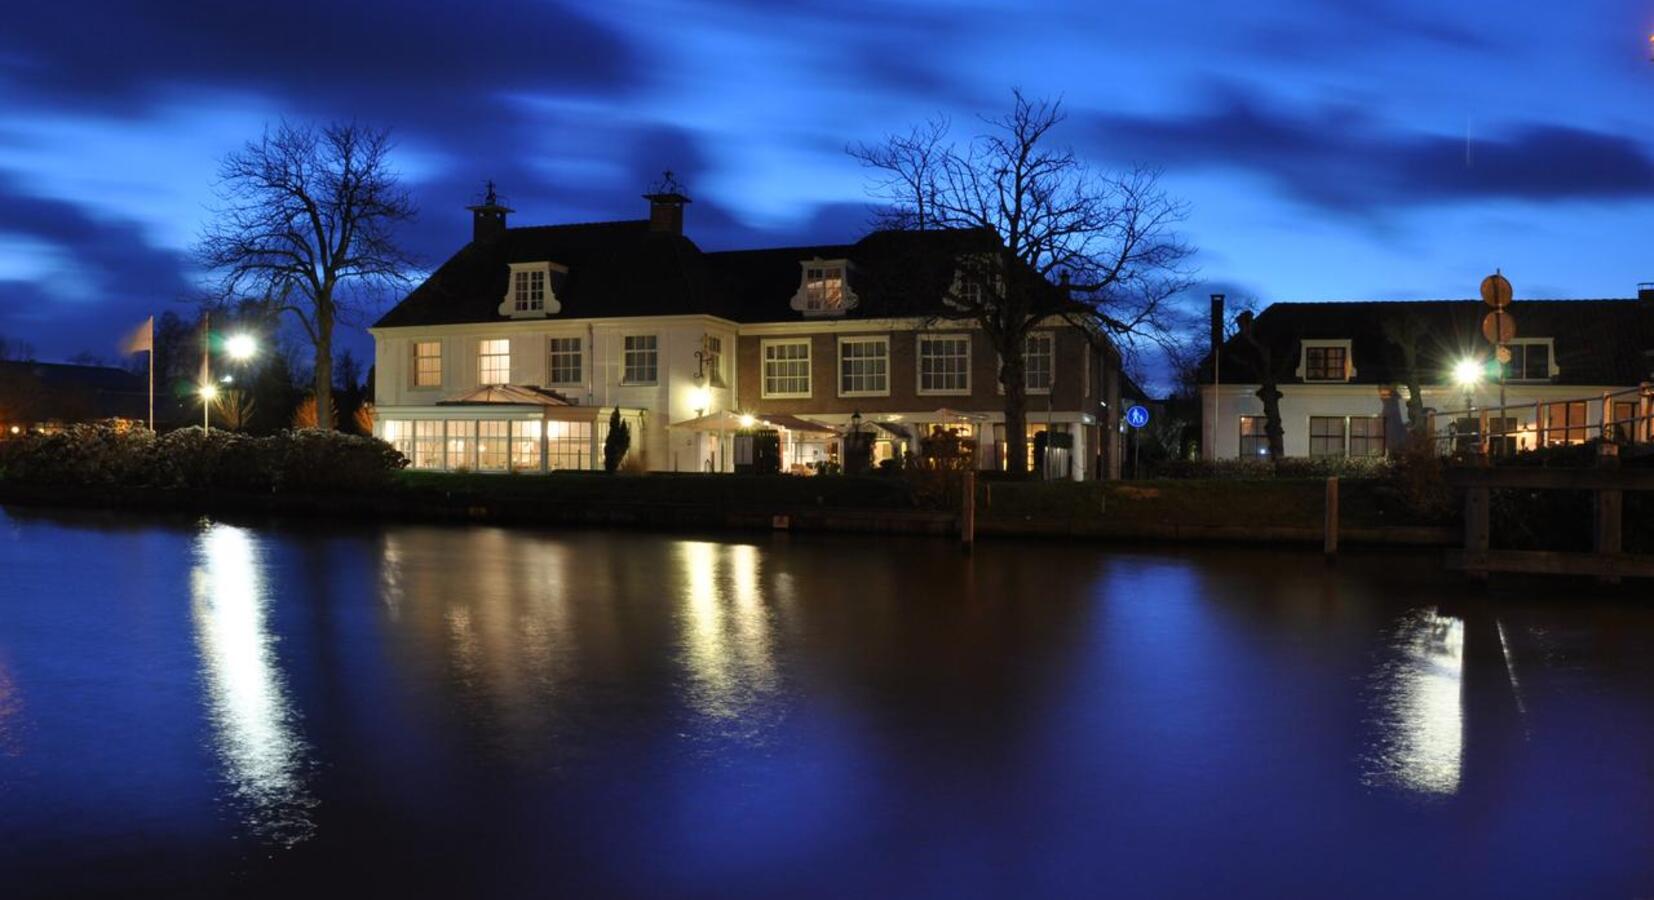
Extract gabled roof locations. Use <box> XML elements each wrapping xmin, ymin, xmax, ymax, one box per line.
<box><xmin>374</xmin><ymin>221</ymin><xmax>1028</xmax><ymax>328</ymax></box>
<box><xmin>376</xmin><ymin>220</ymin><xmax>724</xmax><ymax>328</ymax></box>
<box><xmin>1201</xmin><ymin>299</ymin><xmax>1654</xmax><ymax>387</ymax></box>
<box><xmin>435</xmin><ymin>384</ymin><xmax>575</xmax><ymax>406</ymax></box>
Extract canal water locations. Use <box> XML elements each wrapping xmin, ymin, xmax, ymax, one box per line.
<box><xmin>1</xmin><ymin>507</ymin><xmax>1651</xmax><ymax>898</ymax></box>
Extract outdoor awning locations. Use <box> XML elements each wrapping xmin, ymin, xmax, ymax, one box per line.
<box><xmin>669</xmin><ymin>411</ymin><xmax>836</xmax><ymax>434</ymax></box>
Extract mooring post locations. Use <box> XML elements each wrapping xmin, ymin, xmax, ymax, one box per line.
<box><xmin>1463</xmin><ymin>470</ymin><xmax>1491</xmax><ymax>581</ymax></box>
<box><xmin>1323</xmin><ymin>476</ymin><xmax>1339</xmax><ymax>558</ymax></box>
<box><xmin>1594</xmin><ymin>442</ymin><xmax>1623</xmax><ymax>585</ymax></box>
<box><xmin>960</xmin><ymin>469</ymin><xmax>976</xmax><ymax>552</ymax></box>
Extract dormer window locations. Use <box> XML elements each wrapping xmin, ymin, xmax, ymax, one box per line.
<box><xmin>498</xmin><ymin>262</ymin><xmax>564</xmax><ymax>318</ymax></box>
<box><xmin>1299</xmin><ymin>340</ymin><xmax>1353</xmax><ymax>382</ymax></box>
<box><xmin>791</xmin><ymin>258</ymin><xmax>857</xmax><ymax>316</ymax></box>
<box><xmin>1502</xmin><ymin>339</ymin><xmax>1555</xmax><ymax>382</ymax></box>
<box><xmin>514</xmin><ymin>270</ymin><xmax>545</xmax><ymax>312</ymax></box>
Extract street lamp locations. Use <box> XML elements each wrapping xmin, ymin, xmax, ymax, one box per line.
<box><xmin>1453</xmin><ymin>358</ymin><xmax>1482</xmax><ymax>406</ymax></box>
<box><xmin>225</xmin><ymin>333</ymin><xmax>257</xmax><ymax>361</ymax></box>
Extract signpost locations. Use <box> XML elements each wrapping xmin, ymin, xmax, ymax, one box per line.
<box><xmin>1480</xmin><ymin>271</ymin><xmax>1515</xmax><ymax>454</ymax></box>
<box><xmin>1125</xmin><ymin>405</ymin><xmax>1149</xmax><ymax>479</ymax></box>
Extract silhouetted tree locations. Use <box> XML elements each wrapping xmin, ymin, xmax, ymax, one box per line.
<box><xmin>603</xmin><ymin>408</ymin><xmax>630</xmax><ymax>473</ymax></box>
<box><xmin>1381</xmin><ymin>313</ymin><xmax>1430</xmax><ymax>435</ymax></box>
<box><xmin>199</xmin><ymin>120</ymin><xmax>415</xmax><ymax>433</ymax></box>
<box><xmin>852</xmin><ymin>92</ymin><xmax>1193</xmax><ymax>475</ymax></box>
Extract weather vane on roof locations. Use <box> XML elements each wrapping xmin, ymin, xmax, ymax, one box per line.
<box><xmin>482</xmin><ymin>179</ymin><xmax>501</xmax><ymax>207</ymax></box>
<box><xmin>649</xmin><ymin>170</ymin><xmax>687</xmax><ymax>197</ymax></box>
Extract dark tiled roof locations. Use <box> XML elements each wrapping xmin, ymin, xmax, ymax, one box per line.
<box><xmin>375</xmin><ymin>221</ymin><xmax>725</xmax><ymax>327</ymax></box>
<box><xmin>375</xmin><ymin>222</ymin><xmax>1013</xmax><ymax>328</ymax></box>
<box><xmin>1202</xmin><ymin>299</ymin><xmax>1654</xmax><ymax>387</ymax></box>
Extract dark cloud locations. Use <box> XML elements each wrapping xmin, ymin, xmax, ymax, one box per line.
<box><xmin>1246</xmin><ymin>0</ymin><xmax>1494</xmax><ymax>62</ymax></box>
<box><xmin>0</xmin><ymin>179</ymin><xmax>198</xmax><ymax>357</ymax></box>
<box><xmin>0</xmin><ymin>0</ymin><xmax>635</xmax><ymax>122</ymax></box>
<box><xmin>1090</xmin><ymin>88</ymin><xmax>1654</xmax><ymax>211</ymax></box>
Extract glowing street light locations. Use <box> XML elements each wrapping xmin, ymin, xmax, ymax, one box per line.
<box><xmin>200</xmin><ymin>383</ymin><xmax>220</xmax><ymax>402</ymax></box>
<box><xmin>225</xmin><ymin>333</ymin><xmax>257</xmax><ymax>361</ymax></box>
<box><xmin>1452</xmin><ymin>358</ymin><xmax>1483</xmax><ymax>390</ymax></box>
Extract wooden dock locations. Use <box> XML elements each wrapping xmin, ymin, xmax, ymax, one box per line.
<box><xmin>1446</xmin><ymin>446</ymin><xmax>1654</xmax><ymax>582</ymax></box>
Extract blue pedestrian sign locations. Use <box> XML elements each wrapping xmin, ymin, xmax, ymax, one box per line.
<box><xmin>1125</xmin><ymin>405</ymin><xmax>1151</xmax><ymax>429</ymax></box>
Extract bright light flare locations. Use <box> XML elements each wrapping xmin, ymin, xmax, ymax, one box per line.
<box><xmin>225</xmin><ymin>334</ymin><xmax>257</xmax><ymax>361</ymax></box>
<box><xmin>1452</xmin><ymin>358</ymin><xmax>1483</xmax><ymax>388</ymax></box>
<box><xmin>739</xmin><ymin>414</ymin><xmax>756</xmax><ymax>428</ymax></box>
<box><xmin>200</xmin><ymin>383</ymin><xmax>220</xmax><ymax>401</ymax></box>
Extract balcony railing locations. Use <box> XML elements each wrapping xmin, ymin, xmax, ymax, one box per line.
<box><xmin>1428</xmin><ymin>383</ymin><xmax>1654</xmax><ymax>457</ymax></box>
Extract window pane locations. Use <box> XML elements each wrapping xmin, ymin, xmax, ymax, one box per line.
<box><xmin>413</xmin><ymin>341</ymin><xmax>442</xmax><ymax>387</ymax></box>
<box><xmin>1238</xmin><ymin>416</ymin><xmax>1269</xmax><ymax>457</ymax></box>
<box><xmin>1025</xmin><ymin>333</ymin><xmax>1053</xmax><ymax>391</ymax></box>
<box><xmin>479</xmin><ymin>339</ymin><xmax>510</xmax><ymax>385</ymax></box>
<box><xmin>413</xmin><ymin>421</ymin><xmax>444</xmax><ymax>469</ymax></box>
<box><xmin>1308</xmin><ymin>416</ymin><xmax>1346</xmax><ymax>458</ymax></box>
<box><xmin>623</xmin><ymin>335</ymin><xmax>658</xmax><ymax>383</ymax></box>
<box><xmin>446</xmin><ymin>420</ymin><xmax>476</xmax><ymax>470</ymax></box>
<box><xmin>477</xmin><ymin>421</ymin><xmax>509</xmax><ymax>471</ymax></box>
<box><xmin>511</xmin><ymin>420</ymin><xmax>541</xmax><ymax>470</ymax></box>
<box><xmin>919</xmin><ymin>336</ymin><xmax>969</xmax><ymax>393</ymax></box>
<box><xmin>1524</xmin><ymin>343</ymin><xmax>1549</xmax><ymax>380</ymax></box>
<box><xmin>548</xmin><ymin>337</ymin><xmax>582</xmax><ymax>385</ymax></box>
<box><xmin>839</xmin><ymin>339</ymin><xmax>887</xmax><ymax>395</ymax></box>
<box><xmin>546</xmin><ymin>420</ymin><xmax>592</xmax><ymax>470</ymax></box>
<box><xmin>764</xmin><ymin>341</ymin><xmax>811</xmax><ymax>396</ymax></box>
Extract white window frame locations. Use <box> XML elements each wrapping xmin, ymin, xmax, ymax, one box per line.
<box><xmin>478</xmin><ymin>338</ymin><xmax>511</xmax><ymax>386</ymax></box>
<box><xmin>703</xmin><ymin>334</ymin><xmax>726</xmax><ymax>387</ymax></box>
<box><xmin>837</xmin><ymin>335</ymin><xmax>890</xmax><ymax>398</ymax></box>
<box><xmin>917</xmin><ymin>333</ymin><xmax>972</xmax><ymax>396</ymax></box>
<box><xmin>1502</xmin><ymin>338</ymin><xmax>1557</xmax><ymax>382</ymax></box>
<box><xmin>621</xmin><ymin>334</ymin><xmax>659</xmax><ymax>385</ymax></box>
<box><xmin>547</xmin><ymin>335</ymin><xmax>583</xmax><ymax>387</ymax></box>
<box><xmin>761</xmin><ymin>338</ymin><xmax>813</xmax><ymax>399</ymax></box>
<box><xmin>1297</xmin><ymin>340</ymin><xmax>1354</xmax><ymax>383</ymax></box>
<box><xmin>411</xmin><ymin>340</ymin><xmax>442</xmax><ymax>389</ymax></box>
<box><xmin>789</xmin><ymin>258</ymin><xmax>857</xmax><ymax>316</ymax></box>
<box><xmin>497</xmin><ymin>261</ymin><xmax>564</xmax><ymax>318</ymax></box>
<box><xmin>1024</xmin><ymin>331</ymin><xmax>1054</xmax><ymax>394</ymax></box>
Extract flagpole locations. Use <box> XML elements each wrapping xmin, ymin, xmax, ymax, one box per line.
<box><xmin>201</xmin><ymin>310</ymin><xmax>210</xmax><ymax>432</ymax></box>
<box><xmin>148</xmin><ymin>342</ymin><xmax>154</xmax><ymax>432</ymax></box>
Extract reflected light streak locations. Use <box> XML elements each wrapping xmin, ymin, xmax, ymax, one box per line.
<box><xmin>190</xmin><ymin>524</ymin><xmax>315</xmax><ymax>845</ymax></box>
<box><xmin>1365</xmin><ymin>608</ymin><xmax>1464</xmax><ymax>796</ymax></box>
<box><xmin>677</xmin><ymin>541</ymin><xmax>777</xmax><ymax>727</ymax></box>
<box><xmin>0</xmin><ymin>660</ymin><xmax>20</xmax><ymax>757</ymax></box>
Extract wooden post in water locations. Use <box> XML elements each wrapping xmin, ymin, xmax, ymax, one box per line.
<box><xmin>960</xmin><ymin>469</ymin><xmax>976</xmax><ymax>552</ymax></box>
<box><xmin>1323</xmin><ymin>476</ymin><xmax>1339</xmax><ymax>558</ymax></box>
<box><xmin>1594</xmin><ymin>442</ymin><xmax>1623</xmax><ymax>586</ymax></box>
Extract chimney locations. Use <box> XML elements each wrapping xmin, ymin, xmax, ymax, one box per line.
<box><xmin>466</xmin><ymin>180</ymin><xmax>512</xmax><ymax>244</ymax></box>
<box><xmin>1639</xmin><ymin>282</ymin><xmax>1654</xmax><ymax>305</ymax></box>
<box><xmin>643</xmin><ymin>170</ymin><xmax>691</xmax><ymax>235</ymax></box>
<box><xmin>1210</xmin><ymin>293</ymin><xmax>1225</xmax><ymax>354</ymax></box>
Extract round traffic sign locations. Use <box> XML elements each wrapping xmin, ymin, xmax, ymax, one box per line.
<box><xmin>1481</xmin><ymin>310</ymin><xmax>1516</xmax><ymax>345</ymax></box>
<box><xmin>1481</xmin><ymin>272</ymin><xmax>1512</xmax><ymax>309</ymax></box>
<box><xmin>1125</xmin><ymin>405</ymin><xmax>1150</xmax><ymax>429</ymax></box>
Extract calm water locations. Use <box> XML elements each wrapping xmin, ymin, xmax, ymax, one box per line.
<box><xmin>1</xmin><ymin>508</ymin><xmax>1652</xmax><ymax>898</ymax></box>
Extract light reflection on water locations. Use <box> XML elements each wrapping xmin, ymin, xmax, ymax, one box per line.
<box><xmin>0</xmin><ymin>659</ymin><xmax>20</xmax><ymax>758</ymax></box>
<box><xmin>1363</xmin><ymin>607</ymin><xmax>1465</xmax><ymax>796</ymax></box>
<box><xmin>676</xmin><ymin>541</ymin><xmax>779</xmax><ymax>732</ymax></box>
<box><xmin>189</xmin><ymin>523</ymin><xmax>316</xmax><ymax>845</ymax></box>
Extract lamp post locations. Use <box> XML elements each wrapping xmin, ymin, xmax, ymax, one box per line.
<box><xmin>198</xmin><ymin>318</ymin><xmax>259</xmax><ymax>432</ymax></box>
<box><xmin>1454</xmin><ymin>358</ymin><xmax>1484</xmax><ymax>454</ymax></box>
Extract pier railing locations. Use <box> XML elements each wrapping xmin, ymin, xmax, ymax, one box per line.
<box><xmin>1429</xmin><ymin>384</ymin><xmax>1654</xmax><ymax>458</ymax></box>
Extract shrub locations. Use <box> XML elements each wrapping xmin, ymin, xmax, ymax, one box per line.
<box><xmin>1148</xmin><ymin>455</ymin><xmax>1392</xmax><ymax>480</ymax></box>
<box><xmin>0</xmin><ymin>422</ymin><xmax>406</xmax><ymax>495</ymax></box>
<box><xmin>603</xmin><ymin>408</ymin><xmax>630</xmax><ymax>473</ymax></box>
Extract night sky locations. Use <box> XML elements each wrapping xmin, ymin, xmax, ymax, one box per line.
<box><xmin>3</xmin><ymin>1</ymin><xmax>1654</xmax><ymax>378</ymax></box>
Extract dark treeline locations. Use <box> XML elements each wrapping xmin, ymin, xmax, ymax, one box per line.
<box><xmin>138</xmin><ymin>303</ymin><xmax>373</xmax><ymax>436</ymax></box>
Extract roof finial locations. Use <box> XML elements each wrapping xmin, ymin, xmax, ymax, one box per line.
<box><xmin>648</xmin><ymin>170</ymin><xmax>687</xmax><ymax>197</ymax></box>
<box><xmin>484</xmin><ymin>179</ymin><xmax>499</xmax><ymax>207</ymax></box>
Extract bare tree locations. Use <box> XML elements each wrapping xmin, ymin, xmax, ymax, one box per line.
<box><xmin>852</xmin><ymin>91</ymin><xmax>1193</xmax><ymax>475</ymax></box>
<box><xmin>199</xmin><ymin>121</ymin><xmax>415</xmax><ymax>431</ymax></box>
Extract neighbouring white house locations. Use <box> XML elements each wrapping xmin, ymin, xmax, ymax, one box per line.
<box><xmin>1197</xmin><ymin>293</ymin><xmax>1654</xmax><ymax>459</ymax></box>
<box><xmin>370</xmin><ymin>183</ymin><xmax>1131</xmax><ymax>478</ymax></box>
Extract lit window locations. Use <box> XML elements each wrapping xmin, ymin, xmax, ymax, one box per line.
<box><xmin>1025</xmin><ymin>333</ymin><xmax>1053</xmax><ymax>392</ymax></box>
<box><xmin>382</xmin><ymin>420</ymin><xmax>413</xmax><ymax>461</ymax></box>
<box><xmin>514</xmin><ymin>270</ymin><xmax>545</xmax><ymax>312</ymax></box>
<box><xmin>1239</xmin><ymin>416</ymin><xmax>1269</xmax><ymax>457</ymax></box>
<box><xmin>479</xmin><ymin>339</ymin><xmax>510</xmax><ymax>385</ymax></box>
<box><xmin>1304</xmin><ymin>345</ymin><xmax>1347</xmax><ymax>381</ymax></box>
<box><xmin>548</xmin><ymin>337</ymin><xmax>582</xmax><ymax>386</ymax></box>
<box><xmin>546</xmin><ymin>420</ymin><xmax>593</xmax><ymax>470</ymax></box>
<box><xmin>412</xmin><ymin>341</ymin><xmax>442</xmax><ymax>388</ymax></box>
<box><xmin>763</xmin><ymin>339</ymin><xmax>811</xmax><ymax>398</ymax></box>
<box><xmin>413</xmin><ymin>421</ymin><xmax>444</xmax><ymax>469</ymax></box>
<box><xmin>1544</xmin><ymin>401</ymin><xmax>1589</xmax><ymax>445</ymax></box>
<box><xmin>477</xmin><ymin>421</ymin><xmax>509</xmax><ymax>471</ymax></box>
<box><xmin>839</xmin><ymin>337</ymin><xmax>888</xmax><ymax>396</ymax></box>
<box><xmin>918</xmin><ymin>334</ymin><xmax>970</xmax><ymax>394</ymax></box>
<box><xmin>446</xmin><ymin>420</ymin><xmax>476</xmax><ymax>470</ymax></box>
<box><xmin>511</xmin><ymin>421</ymin><xmax>541</xmax><ymax>470</ymax></box>
<box><xmin>804</xmin><ymin>266</ymin><xmax>845</xmax><ymax>311</ymax></box>
<box><xmin>623</xmin><ymin>335</ymin><xmax>658</xmax><ymax>384</ymax></box>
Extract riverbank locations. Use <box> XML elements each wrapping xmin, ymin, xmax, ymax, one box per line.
<box><xmin>0</xmin><ymin>472</ymin><xmax>1457</xmax><ymax>547</ymax></box>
